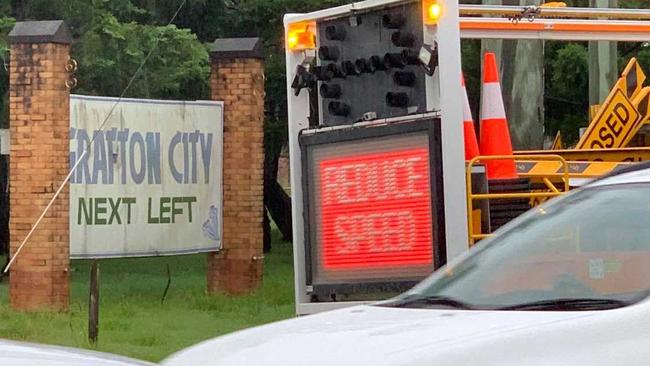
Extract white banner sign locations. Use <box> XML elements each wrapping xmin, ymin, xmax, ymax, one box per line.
<box><xmin>70</xmin><ymin>95</ymin><xmax>223</xmax><ymax>258</ymax></box>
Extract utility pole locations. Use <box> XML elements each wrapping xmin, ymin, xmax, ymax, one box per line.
<box><xmin>589</xmin><ymin>0</ymin><xmax>618</xmax><ymax>109</ymax></box>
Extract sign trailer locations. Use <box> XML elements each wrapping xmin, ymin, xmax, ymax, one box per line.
<box><xmin>285</xmin><ymin>0</ymin><xmax>465</xmax><ymax>314</ymax></box>
<box><xmin>285</xmin><ymin>0</ymin><xmax>650</xmax><ymax>314</ymax></box>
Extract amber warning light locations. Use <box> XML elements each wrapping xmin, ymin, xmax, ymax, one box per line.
<box><xmin>423</xmin><ymin>0</ymin><xmax>442</xmax><ymax>25</ymax></box>
<box><xmin>287</xmin><ymin>22</ymin><xmax>316</xmax><ymax>51</ymax></box>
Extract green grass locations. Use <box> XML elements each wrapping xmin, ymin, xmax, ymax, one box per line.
<box><xmin>0</xmin><ymin>230</ymin><xmax>295</xmax><ymax>362</ymax></box>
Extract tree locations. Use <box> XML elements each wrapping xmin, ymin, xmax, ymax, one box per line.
<box><xmin>545</xmin><ymin>43</ymin><xmax>590</xmax><ymax>144</ymax></box>
<box><xmin>7</xmin><ymin>0</ymin><xmax>210</xmax><ymax>100</ymax></box>
<box><xmin>75</xmin><ymin>13</ymin><xmax>209</xmax><ymax>100</ymax></box>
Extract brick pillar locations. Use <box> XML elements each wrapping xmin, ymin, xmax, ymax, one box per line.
<box><xmin>7</xmin><ymin>21</ymin><xmax>72</xmax><ymax>311</ymax></box>
<box><xmin>207</xmin><ymin>38</ymin><xmax>265</xmax><ymax>294</ymax></box>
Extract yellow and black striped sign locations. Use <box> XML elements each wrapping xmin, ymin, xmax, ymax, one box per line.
<box><xmin>577</xmin><ymin>58</ymin><xmax>646</xmax><ymax>149</ymax></box>
<box><xmin>516</xmin><ymin>160</ymin><xmax>633</xmax><ymax>179</ymax></box>
<box><xmin>516</xmin><ymin>147</ymin><xmax>650</xmax><ymax>163</ymax></box>
<box><xmin>633</xmin><ymin>87</ymin><xmax>650</xmax><ymax>124</ymax></box>
<box><xmin>625</xmin><ymin>86</ymin><xmax>650</xmax><ymax>145</ymax></box>
<box><xmin>625</xmin><ymin>58</ymin><xmax>646</xmax><ymax>100</ymax></box>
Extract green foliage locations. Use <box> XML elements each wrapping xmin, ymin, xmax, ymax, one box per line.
<box><xmin>632</xmin><ymin>45</ymin><xmax>650</xmax><ymax>79</ymax></box>
<box><xmin>206</xmin><ymin>0</ymin><xmax>350</xmax><ymax>147</ymax></box>
<box><xmin>127</xmin><ymin>0</ymin><xmax>352</xmax><ymax>115</ymax></box>
<box><xmin>0</xmin><ymin>17</ymin><xmax>13</xmax><ymax>54</ymax></box>
<box><xmin>620</xmin><ymin>0</ymin><xmax>650</xmax><ymax>9</ymax></box>
<box><xmin>76</xmin><ymin>12</ymin><xmax>209</xmax><ymax>99</ymax></box>
<box><xmin>4</xmin><ymin>1</ymin><xmax>210</xmax><ymax>100</ymax></box>
<box><xmin>459</xmin><ymin>37</ymin><xmax>590</xmax><ymax>145</ymax></box>
<box><xmin>13</xmin><ymin>0</ymin><xmax>148</xmax><ymax>32</ymax></box>
<box><xmin>545</xmin><ymin>42</ymin><xmax>589</xmax><ymax>144</ymax></box>
<box><xmin>0</xmin><ymin>229</ymin><xmax>295</xmax><ymax>362</ymax></box>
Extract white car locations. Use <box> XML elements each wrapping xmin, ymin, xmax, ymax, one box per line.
<box><xmin>0</xmin><ymin>339</ymin><xmax>153</xmax><ymax>365</ymax></box>
<box><xmin>163</xmin><ymin>163</ymin><xmax>650</xmax><ymax>366</ymax></box>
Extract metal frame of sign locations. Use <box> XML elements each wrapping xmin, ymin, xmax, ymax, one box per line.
<box><xmin>299</xmin><ymin>116</ymin><xmax>445</xmax><ymax>299</ymax></box>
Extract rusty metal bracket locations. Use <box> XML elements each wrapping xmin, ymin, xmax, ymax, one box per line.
<box><xmin>65</xmin><ymin>77</ymin><xmax>78</xmax><ymax>90</ymax></box>
<box><xmin>65</xmin><ymin>57</ymin><xmax>78</xmax><ymax>73</ymax></box>
<box><xmin>65</xmin><ymin>57</ymin><xmax>78</xmax><ymax>89</ymax></box>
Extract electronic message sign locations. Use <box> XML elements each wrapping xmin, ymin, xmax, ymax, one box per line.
<box><xmin>301</xmin><ymin>117</ymin><xmax>444</xmax><ymax>298</ymax></box>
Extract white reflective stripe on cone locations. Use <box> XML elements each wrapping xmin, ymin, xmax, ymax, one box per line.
<box><xmin>462</xmin><ymin>86</ymin><xmax>474</xmax><ymax>123</ymax></box>
<box><xmin>480</xmin><ymin>82</ymin><xmax>506</xmax><ymax>121</ymax></box>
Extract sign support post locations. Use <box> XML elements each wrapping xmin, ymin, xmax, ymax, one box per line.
<box><xmin>88</xmin><ymin>260</ymin><xmax>99</xmax><ymax>344</ymax></box>
<box><xmin>207</xmin><ymin>38</ymin><xmax>265</xmax><ymax>294</ymax></box>
<box><xmin>434</xmin><ymin>0</ymin><xmax>470</xmax><ymax>261</ymax></box>
<box><xmin>8</xmin><ymin>20</ymin><xmax>73</xmax><ymax>311</ymax></box>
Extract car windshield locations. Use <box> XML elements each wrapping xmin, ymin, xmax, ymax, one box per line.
<box><xmin>383</xmin><ymin>183</ymin><xmax>650</xmax><ymax>311</ymax></box>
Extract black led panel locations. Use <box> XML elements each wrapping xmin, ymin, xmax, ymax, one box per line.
<box><xmin>300</xmin><ymin>116</ymin><xmax>446</xmax><ymax>298</ymax></box>
<box><xmin>316</xmin><ymin>1</ymin><xmax>427</xmax><ymax>126</ymax></box>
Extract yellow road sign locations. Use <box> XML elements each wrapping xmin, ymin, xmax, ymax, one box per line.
<box><xmin>635</xmin><ymin>87</ymin><xmax>650</xmax><ymax>124</ymax></box>
<box><xmin>624</xmin><ymin>86</ymin><xmax>650</xmax><ymax>146</ymax></box>
<box><xmin>577</xmin><ymin>58</ymin><xmax>646</xmax><ymax>149</ymax></box>
<box><xmin>577</xmin><ymin>88</ymin><xmax>640</xmax><ymax>149</ymax></box>
<box><xmin>623</xmin><ymin>58</ymin><xmax>646</xmax><ymax>100</ymax></box>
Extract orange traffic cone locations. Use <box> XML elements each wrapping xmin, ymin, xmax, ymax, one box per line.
<box><xmin>461</xmin><ymin>74</ymin><xmax>480</xmax><ymax>161</ymax></box>
<box><xmin>479</xmin><ymin>52</ymin><xmax>518</xmax><ymax>179</ymax></box>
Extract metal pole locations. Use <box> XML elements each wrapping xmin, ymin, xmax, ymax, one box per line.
<box><xmin>284</xmin><ymin>14</ymin><xmax>312</xmax><ymax>315</ymax></box>
<box><xmin>436</xmin><ymin>0</ymin><xmax>470</xmax><ymax>260</ymax></box>
<box><xmin>88</xmin><ymin>259</ymin><xmax>100</xmax><ymax>344</ymax></box>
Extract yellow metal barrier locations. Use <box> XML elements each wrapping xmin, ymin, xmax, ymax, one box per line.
<box><xmin>466</xmin><ymin>154</ymin><xmax>570</xmax><ymax>246</ymax></box>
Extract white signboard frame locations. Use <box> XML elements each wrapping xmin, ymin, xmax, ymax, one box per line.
<box><xmin>69</xmin><ymin>95</ymin><xmax>223</xmax><ymax>259</ymax></box>
<box><xmin>0</xmin><ymin>129</ymin><xmax>9</xmax><ymax>155</ymax></box>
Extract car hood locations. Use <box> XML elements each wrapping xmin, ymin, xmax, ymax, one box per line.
<box><xmin>0</xmin><ymin>339</ymin><xmax>154</xmax><ymax>365</ymax></box>
<box><xmin>162</xmin><ymin>304</ymin><xmax>648</xmax><ymax>366</ymax></box>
